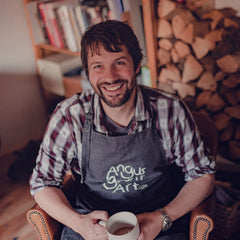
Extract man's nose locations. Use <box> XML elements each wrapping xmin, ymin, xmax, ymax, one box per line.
<box><xmin>103</xmin><ymin>67</ymin><xmax>118</xmax><ymax>82</ymax></box>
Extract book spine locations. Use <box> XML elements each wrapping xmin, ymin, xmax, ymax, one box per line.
<box><xmin>68</xmin><ymin>5</ymin><xmax>82</xmax><ymax>51</ymax></box>
<box><xmin>56</xmin><ymin>5</ymin><xmax>78</xmax><ymax>52</ymax></box>
<box><xmin>38</xmin><ymin>3</ymin><xmax>56</xmax><ymax>46</ymax></box>
<box><xmin>74</xmin><ymin>6</ymin><xmax>89</xmax><ymax>35</ymax></box>
<box><xmin>45</xmin><ymin>4</ymin><xmax>65</xmax><ymax>49</ymax></box>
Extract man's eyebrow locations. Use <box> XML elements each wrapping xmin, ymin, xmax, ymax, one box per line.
<box><xmin>115</xmin><ymin>56</ymin><xmax>127</xmax><ymax>61</ymax></box>
<box><xmin>89</xmin><ymin>61</ymin><xmax>101</xmax><ymax>67</ymax></box>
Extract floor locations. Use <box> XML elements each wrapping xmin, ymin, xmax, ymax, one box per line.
<box><xmin>0</xmin><ymin>152</ymin><xmax>38</xmax><ymax>240</ymax></box>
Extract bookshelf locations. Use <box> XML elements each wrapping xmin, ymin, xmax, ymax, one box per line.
<box><xmin>23</xmin><ymin>0</ymin><xmax>152</xmax><ymax>97</ymax></box>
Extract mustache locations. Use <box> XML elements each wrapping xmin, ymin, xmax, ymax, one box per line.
<box><xmin>99</xmin><ymin>79</ymin><xmax>128</xmax><ymax>86</ymax></box>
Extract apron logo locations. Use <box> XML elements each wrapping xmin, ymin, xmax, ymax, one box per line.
<box><xmin>103</xmin><ymin>164</ymin><xmax>148</xmax><ymax>193</ymax></box>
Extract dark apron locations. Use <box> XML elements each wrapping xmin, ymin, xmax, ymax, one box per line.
<box><xmin>73</xmin><ymin>89</ymin><xmax>189</xmax><ymax>235</ymax></box>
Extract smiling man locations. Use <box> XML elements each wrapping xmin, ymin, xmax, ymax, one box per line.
<box><xmin>30</xmin><ymin>20</ymin><xmax>216</xmax><ymax>240</ymax></box>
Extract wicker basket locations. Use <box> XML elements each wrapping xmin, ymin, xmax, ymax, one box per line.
<box><xmin>214</xmin><ymin>200</ymin><xmax>240</xmax><ymax>239</ymax></box>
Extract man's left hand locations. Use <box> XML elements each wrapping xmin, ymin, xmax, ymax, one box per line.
<box><xmin>136</xmin><ymin>211</ymin><xmax>162</xmax><ymax>240</ymax></box>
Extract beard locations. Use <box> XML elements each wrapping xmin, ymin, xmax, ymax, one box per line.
<box><xmin>95</xmin><ymin>78</ymin><xmax>136</xmax><ymax>108</ymax></box>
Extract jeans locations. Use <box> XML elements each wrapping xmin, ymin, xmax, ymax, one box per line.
<box><xmin>61</xmin><ymin>225</ymin><xmax>187</xmax><ymax>240</ymax></box>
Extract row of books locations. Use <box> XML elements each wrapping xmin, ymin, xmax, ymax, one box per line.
<box><xmin>27</xmin><ymin>0</ymin><xmax>109</xmax><ymax>52</ymax></box>
<box><xmin>27</xmin><ymin>0</ymin><xmax>147</xmax><ymax>62</ymax></box>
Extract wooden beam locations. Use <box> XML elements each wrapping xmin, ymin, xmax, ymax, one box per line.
<box><xmin>142</xmin><ymin>0</ymin><xmax>158</xmax><ymax>88</ymax></box>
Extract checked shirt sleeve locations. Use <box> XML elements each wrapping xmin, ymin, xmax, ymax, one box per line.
<box><xmin>172</xmin><ymin>100</ymin><xmax>216</xmax><ymax>181</ymax></box>
<box><xmin>30</xmin><ymin>104</ymin><xmax>77</xmax><ymax>196</ymax></box>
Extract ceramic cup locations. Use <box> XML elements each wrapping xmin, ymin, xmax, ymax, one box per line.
<box><xmin>99</xmin><ymin>211</ymin><xmax>140</xmax><ymax>240</ymax></box>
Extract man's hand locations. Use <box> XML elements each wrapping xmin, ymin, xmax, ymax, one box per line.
<box><xmin>137</xmin><ymin>211</ymin><xmax>162</xmax><ymax>240</ymax></box>
<box><xmin>74</xmin><ymin>210</ymin><xmax>109</xmax><ymax>240</ymax></box>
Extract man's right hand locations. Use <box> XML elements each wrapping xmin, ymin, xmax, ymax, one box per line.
<box><xmin>73</xmin><ymin>210</ymin><xmax>109</xmax><ymax>240</ymax></box>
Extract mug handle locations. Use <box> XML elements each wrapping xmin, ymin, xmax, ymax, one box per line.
<box><xmin>98</xmin><ymin>220</ymin><xmax>107</xmax><ymax>227</ymax></box>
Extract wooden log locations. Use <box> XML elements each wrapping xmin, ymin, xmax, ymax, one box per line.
<box><xmin>172</xmin><ymin>15</ymin><xmax>186</xmax><ymax>38</ymax></box>
<box><xmin>213</xmin><ymin>112</ymin><xmax>231</xmax><ymax>130</ymax></box>
<box><xmin>172</xmin><ymin>82</ymin><xmax>195</xmax><ymax>99</ymax></box>
<box><xmin>158</xmin><ymin>64</ymin><xmax>181</xmax><ymax>83</ymax></box>
<box><xmin>222</xmin><ymin>74</ymin><xmax>239</xmax><ymax>88</ymax></box>
<box><xmin>192</xmin><ymin>37</ymin><xmax>215</xmax><ymax>59</ymax></box>
<box><xmin>205</xmin><ymin>29</ymin><xmax>223</xmax><ymax>43</ymax></box>
<box><xmin>157</xmin><ymin>0</ymin><xmax>176</xmax><ymax>18</ymax></box>
<box><xmin>206</xmin><ymin>93</ymin><xmax>226</xmax><ymax>112</ymax></box>
<box><xmin>220</xmin><ymin>7</ymin><xmax>238</xmax><ymax>17</ymax></box>
<box><xmin>202</xmin><ymin>9</ymin><xmax>224</xmax><ymax>30</ymax></box>
<box><xmin>225</xmin><ymin>105</ymin><xmax>240</xmax><ymax>119</ymax></box>
<box><xmin>214</xmin><ymin>71</ymin><xmax>227</xmax><ymax>82</ymax></box>
<box><xmin>174</xmin><ymin>41</ymin><xmax>190</xmax><ymax>58</ymax></box>
<box><xmin>216</xmin><ymin>55</ymin><xmax>239</xmax><ymax>73</ymax></box>
<box><xmin>223</xmin><ymin>90</ymin><xmax>240</xmax><ymax>106</ymax></box>
<box><xmin>157</xmin><ymin>19</ymin><xmax>173</xmax><ymax>38</ymax></box>
<box><xmin>195</xmin><ymin>91</ymin><xmax>212</xmax><ymax>108</ymax></box>
<box><xmin>212</xmin><ymin>39</ymin><xmax>235</xmax><ymax>59</ymax></box>
<box><xmin>166</xmin><ymin>6</ymin><xmax>195</xmax><ymax>23</ymax></box>
<box><xmin>157</xmin><ymin>48</ymin><xmax>171</xmax><ymax>67</ymax></box>
<box><xmin>200</xmin><ymin>56</ymin><xmax>217</xmax><ymax>72</ymax></box>
<box><xmin>193</xmin><ymin>20</ymin><xmax>211</xmax><ymax>37</ymax></box>
<box><xmin>186</xmin><ymin>0</ymin><xmax>209</xmax><ymax>12</ymax></box>
<box><xmin>170</xmin><ymin>48</ymin><xmax>179</xmax><ymax>63</ymax></box>
<box><xmin>158</xmin><ymin>39</ymin><xmax>173</xmax><ymax>51</ymax></box>
<box><xmin>229</xmin><ymin>141</ymin><xmax>240</xmax><ymax>160</ymax></box>
<box><xmin>221</xmin><ymin>125</ymin><xmax>234</xmax><ymax>142</ymax></box>
<box><xmin>182</xmin><ymin>54</ymin><xmax>204</xmax><ymax>83</ymax></box>
<box><xmin>157</xmin><ymin>82</ymin><xmax>176</xmax><ymax>94</ymax></box>
<box><xmin>196</xmin><ymin>71</ymin><xmax>217</xmax><ymax>91</ymax></box>
<box><xmin>224</xmin><ymin>17</ymin><xmax>239</xmax><ymax>28</ymax></box>
<box><xmin>236</xmin><ymin>125</ymin><xmax>240</xmax><ymax>140</ymax></box>
<box><xmin>178</xmin><ymin>23</ymin><xmax>194</xmax><ymax>44</ymax></box>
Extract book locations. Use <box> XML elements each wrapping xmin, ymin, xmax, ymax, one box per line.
<box><xmin>68</xmin><ymin>4</ymin><xmax>82</xmax><ymax>51</ymax></box>
<box><xmin>127</xmin><ymin>0</ymin><xmax>147</xmax><ymax>65</ymax></box>
<box><xmin>26</xmin><ymin>0</ymin><xmax>49</xmax><ymax>44</ymax></box>
<box><xmin>38</xmin><ymin>2</ymin><xmax>57</xmax><ymax>46</ymax></box>
<box><xmin>56</xmin><ymin>5</ymin><xmax>79</xmax><ymax>52</ymax></box>
<box><xmin>107</xmin><ymin>0</ymin><xmax>123</xmax><ymax>21</ymax></box>
<box><xmin>74</xmin><ymin>5</ymin><xmax>92</xmax><ymax>34</ymax></box>
<box><xmin>42</xmin><ymin>1</ymin><xmax>66</xmax><ymax>48</ymax></box>
<box><xmin>37</xmin><ymin>53</ymin><xmax>81</xmax><ymax>96</ymax></box>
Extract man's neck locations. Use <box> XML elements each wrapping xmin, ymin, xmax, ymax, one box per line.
<box><xmin>100</xmin><ymin>88</ymin><xmax>137</xmax><ymax>127</ymax></box>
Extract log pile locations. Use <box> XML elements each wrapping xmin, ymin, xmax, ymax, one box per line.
<box><xmin>156</xmin><ymin>0</ymin><xmax>240</xmax><ymax>162</ymax></box>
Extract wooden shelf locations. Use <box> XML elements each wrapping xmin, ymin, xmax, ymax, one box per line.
<box><xmin>37</xmin><ymin>44</ymin><xmax>80</xmax><ymax>57</ymax></box>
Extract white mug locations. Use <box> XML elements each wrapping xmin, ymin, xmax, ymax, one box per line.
<box><xmin>99</xmin><ymin>211</ymin><xmax>140</xmax><ymax>240</ymax></box>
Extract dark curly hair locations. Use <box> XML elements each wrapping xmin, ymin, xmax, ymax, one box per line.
<box><xmin>81</xmin><ymin>20</ymin><xmax>143</xmax><ymax>77</ymax></box>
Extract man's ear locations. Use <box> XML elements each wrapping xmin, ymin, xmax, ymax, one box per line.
<box><xmin>135</xmin><ymin>63</ymin><xmax>141</xmax><ymax>74</ymax></box>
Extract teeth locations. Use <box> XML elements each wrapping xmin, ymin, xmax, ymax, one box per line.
<box><xmin>105</xmin><ymin>84</ymin><xmax>121</xmax><ymax>91</ymax></box>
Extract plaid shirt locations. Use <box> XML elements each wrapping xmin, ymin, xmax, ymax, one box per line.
<box><xmin>30</xmin><ymin>85</ymin><xmax>216</xmax><ymax>196</ymax></box>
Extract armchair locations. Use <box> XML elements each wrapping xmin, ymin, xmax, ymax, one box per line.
<box><xmin>27</xmin><ymin>112</ymin><xmax>218</xmax><ymax>240</ymax></box>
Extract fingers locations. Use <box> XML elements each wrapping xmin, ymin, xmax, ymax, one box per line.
<box><xmin>90</xmin><ymin>210</ymin><xmax>109</xmax><ymax>222</ymax></box>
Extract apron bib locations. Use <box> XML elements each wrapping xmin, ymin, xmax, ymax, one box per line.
<box><xmin>73</xmin><ymin>88</ymin><xmax>188</xmax><ymax>235</ymax></box>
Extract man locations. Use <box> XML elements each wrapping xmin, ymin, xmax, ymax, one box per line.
<box><xmin>30</xmin><ymin>20</ymin><xmax>215</xmax><ymax>240</ymax></box>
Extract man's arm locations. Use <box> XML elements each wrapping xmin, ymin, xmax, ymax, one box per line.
<box><xmin>137</xmin><ymin>173</ymin><xmax>215</xmax><ymax>240</ymax></box>
<box><xmin>34</xmin><ymin>187</ymin><xmax>109</xmax><ymax>240</ymax></box>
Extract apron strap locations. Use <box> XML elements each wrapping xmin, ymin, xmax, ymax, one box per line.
<box><xmin>81</xmin><ymin>100</ymin><xmax>94</xmax><ymax>183</ymax></box>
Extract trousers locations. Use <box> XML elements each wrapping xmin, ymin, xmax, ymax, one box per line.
<box><xmin>61</xmin><ymin>225</ymin><xmax>187</xmax><ymax>240</ymax></box>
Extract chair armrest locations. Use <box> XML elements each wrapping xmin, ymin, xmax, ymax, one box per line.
<box><xmin>189</xmin><ymin>190</ymin><xmax>216</xmax><ymax>240</ymax></box>
<box><xmin>27</xmin><ymin>204</ymin><xmax>62</xmax><ymax>240</ymax></box>
<box><xmin>26</xmin><ymin>172</ymin><xmax>76</xmax><ymax>240</ymax></box>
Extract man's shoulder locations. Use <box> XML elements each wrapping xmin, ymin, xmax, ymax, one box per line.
<box><xmin>57</xmin><ymin>89</ymin><xmax>94</xmax><ymax>114</ymax></box>
<box><xmin>140</xmin><ymin>85</ymin><xmax>179</xmax><ymax>103</ymax></box>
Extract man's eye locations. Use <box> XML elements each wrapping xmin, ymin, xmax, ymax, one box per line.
<box><xmin>116</xmin><ymin>61</ymin><xmax>125</xmax><ymax>66</ymax></box>
<box><xmin>93</xmin><ymin>65</ymin><xmax>102</xmax><ymax>69</ymax></box>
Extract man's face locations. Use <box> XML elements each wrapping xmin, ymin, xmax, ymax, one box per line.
<box><xmin>87</xmin><ymin>45</ymin><xmax>138</xmax><ymax>108</ymax></box>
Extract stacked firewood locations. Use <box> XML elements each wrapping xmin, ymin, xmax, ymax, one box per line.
<box><xmin>156</xmin><ymin>0</ymin><xmax>240</xmax><ymax>162</ymax></box>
